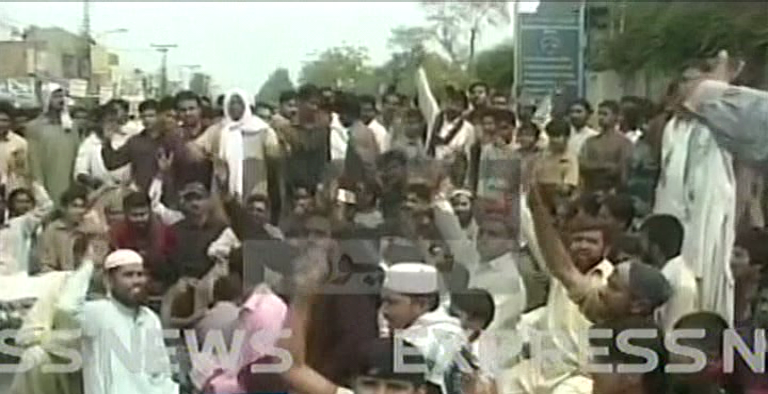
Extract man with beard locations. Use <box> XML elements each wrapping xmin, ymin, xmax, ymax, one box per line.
<box><xmin>25</xmin><ymin>83</ymin><xmax>81</xmax><ymax>204</ymax></box>
<box><xmin>175</xmin><ymin>91</ymin><xmax>213</xmax><ymax>198</ymax></box>
<box><xmin>500</xmin><ymin>185</ymin><xmax>615</xmax><ymax>394</ymax></box>
<box><xmin>449</xmin><ymin>189</ymin><xmax>478</xmax><ymax>249</ymax></box>
<box><xmin>109</xmin><ymin>191</ymin><xmax>178</xmax><ymax>296</ymax></box>
<box><xmin>57</xmin><ymin>247</ymin><xmax>178</xmax><ymax>394</ymax></box>
<box><xmin>528</xmin><ymin>184</ymin><xmax>670</xmax><ymax>323</ymax></box>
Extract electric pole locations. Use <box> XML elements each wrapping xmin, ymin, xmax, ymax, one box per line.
<box><xmin>81</xmin><ymin>0</ymin><xmax>93</xmax><ymax>85</ymax></box>
<box><xmin>151</xmin><ymin>44</ymin><xmax>177</xmax><ymax>97</ymax></box>
<box><xmin>81</xmin><ymin>0</ymin><xmax>91</xmax><ymax>37</ymax></box>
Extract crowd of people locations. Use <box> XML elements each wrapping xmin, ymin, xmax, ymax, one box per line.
<box><xmin>0</xmin><ymin>51</ymin><xmax>766</xmax><ymax>394</ymax></box>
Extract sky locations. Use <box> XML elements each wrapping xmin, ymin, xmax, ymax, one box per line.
<box><xmin>0</xmin><ymin>2</ymin><xmax>539</xmax><ymax>95</ymax></box>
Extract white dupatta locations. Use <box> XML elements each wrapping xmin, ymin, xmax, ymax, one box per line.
<box><xmin>220</xmin><ymin>89</ymin><xmax>270</xmax><ymax>197</ymax></box>
<box><xmin>41</xmin><ymin>82</ymin><xmax>74</xmax><ymax>130</ymax></box>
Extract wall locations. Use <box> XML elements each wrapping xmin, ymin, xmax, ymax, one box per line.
<box><xmin>0</xmin><ymin>42</ymin><xmax>30</xmax><ymax>78</ymax></box>
<box><xmin>24</xmin><ymin>27</ymin><xmax>88</xmax><ymax>80</ymax></box>
<box><xmin>586</xmin><ymin>68</ymin><xmax>672</xmax><ymax>105</ymax></box>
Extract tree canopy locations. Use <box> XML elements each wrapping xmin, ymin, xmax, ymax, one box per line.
<box><xmin>599</xmin><ymin>2</ymin><xmax>768</xmax><ymax>75</ymax></box>
<box><xmin>298</xmin><ymin>46</ymin><xmax>377</xmax><ymax>94</ymax></box>
<box><xmin>256</xmin><ymin>68</ymin><xmax>294</xmax><ymax>104</ymax></box>
<box><xmin>295</xmin><ymin>2</ymin><xmax>516</xmax><ymax>99</ymax></box>
<box><xmin>474</xmin><ymin>41</ymin><xmax>514</xmax><ymax>92</ymax></box>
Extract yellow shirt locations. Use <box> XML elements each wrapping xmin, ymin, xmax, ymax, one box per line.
<box><xmin>534</xmin><ymin>150</ymin><xmax>579</xmax><ymax>188</ymax></box>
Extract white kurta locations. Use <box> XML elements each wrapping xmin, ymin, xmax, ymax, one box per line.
<box><xmin>367</xmin><ymin>118</ymin><xmax>390</xmax><ymax>153</ymax></box>
<box><xmin>654</xmin><ymin>116</ymin><xmax>735</xmax><ymax>324</ymax></box>
<box><xmin>330</xmin><ymin>112</ymin><xmax>348</xmax><ymax>161</ymax></box>
<box><xmin>74</xmin><ymin>132</ymin><xmax>132</xmax><ymax>186</ymax></box>
<box><xmin>499</xmin><ymin>260</ymin><xmax>613</xmax><ymax>394</ymax></box>
<box><xmin>654</xmin><ymin>118</ymin><xmax>693</xmax><ymax>220</ymax></box>
<box><xmin>467</xmin><ymin>252</ymin><xmax>527</xmax><ymax>373</ymax></box>
<box><xmin>566</xmin><ymin>125</ymin><xmax>598</xmax><ymax>158</ymax></box>
<box><xmin>657</xmin><ymin>255</ymin><xmax>699</xmax><ymax>332</ymax></box>
<box><xmin>57</xmin><ymin>260</ymin><xmax>178</xmax><ymax>394</ymax></box>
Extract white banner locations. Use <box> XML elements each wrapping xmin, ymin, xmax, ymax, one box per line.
<box><xmin>98</xmin><ymin>86</ymin><xmax>114</xmax><ymax>104</ymax></box>
<box><xmin>68</xmin><ymin>79</ymin><xmax>88</xmax><ymax>98</ymax></box>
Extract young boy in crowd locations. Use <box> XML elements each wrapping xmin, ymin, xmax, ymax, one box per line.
<box><xmin>532</xmin><ymin>118</ymin><xmax>579</xmax><ymax>202</ymax></box>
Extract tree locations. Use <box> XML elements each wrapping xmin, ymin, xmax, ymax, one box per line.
<box><xmin>388</xmin><ymin>26</ymin><xmax>434</xmax><ymax>54</ymax></box>
<box><xmin>422</xmin><ymin>3</ymin><xmax>467</xmax><ymax>66</ymax></box>
<box><xmin>384</xmin><ymin>26</ymin><xmax>432</xmax><ymax>91</ymax></box>
<box><xmin>256</xmin><ymin>68</ymin><xmax>294</xmax><ymax>104</ymax></box>
<box><xmin>299</xmin><ymin>46</ymin><xmax>376</xmax><ymax>93</ymax></box>
<box><xmin>375</xmin><ymin>51</ymin><xmax>468</xmax><ymax>98</ymax></box>
<box><xmin>420</xmin><ymin>1</ymin><xmax>510</xmax><ymax>70</ymax></box>
<box><xmin>600</xmin><ymin>2</ymin><xmax>768</xmax><ymax>85</ymax></box>
<box><xmin>474</xmin><ymin>41</ymin><xmax>514</xmax><ymax>91</ymax></box>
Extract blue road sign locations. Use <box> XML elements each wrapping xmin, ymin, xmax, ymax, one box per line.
<box><xmin>519</xmin><ymin>12</ymin><xmax>584</xmax><ymax>105</ymax></box>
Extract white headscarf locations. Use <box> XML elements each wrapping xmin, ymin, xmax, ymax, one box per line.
<box><xmin>41</xmin><ymin>82</ymin><xmax>73</xmax><ymax>130</ymax></box>
<box><xmin>219</xmin><ymin>89</ymin><xmax>270</xmax><ymax>197</ymax></box>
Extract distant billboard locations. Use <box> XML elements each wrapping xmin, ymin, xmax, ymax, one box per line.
<box><xmin>518</xmin><ymin>12</ymin><xmax>584</xmax><ymax>107</ymax></box>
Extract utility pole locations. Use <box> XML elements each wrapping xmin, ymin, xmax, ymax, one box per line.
<box><xmin>151</xmin><ymin>44</ymin><xmax>177</xmax><ymax>97</ymax></box>
<box><xmin>81</xmin><ymin>0</ymin><xmax>91</xmax><ymax>38</ymax></box>
<box><xmin>511</xmin><ymin>0</ymin><xmax>521</xmax><ymax>101</ymax></box>
<box><xmin>81</xmin><ymin>0</ymin><xmax>93</xmax><ymax>86</ymax></box>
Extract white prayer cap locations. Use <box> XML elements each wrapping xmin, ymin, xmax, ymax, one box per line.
<box><xmin>104</xmin><ymin>249</ymin><xmax>143</xmax><ymax>270</ymax></box>
<box><xmin>450</xmin><ymin>189</ymin><xmax>473</xmax><ymax>200</ymax></box>
<box><xmin>382</xmin><ymin>262</ymin><xmax>438</xmax><ymax>294</ymax></box>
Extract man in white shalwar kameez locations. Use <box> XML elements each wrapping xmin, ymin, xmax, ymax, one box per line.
<box><xmin>57</xmin><ymin>248</ymin><xmax>178</xmax><ymax>394</ymax></box>
<box><xmin>654</xmin><ymin>111</ymin><xmax>736</xmax><ymax>324</ymax></box>
<box><xmin>654</xmin><ymin>51</ymin><xmax>768</xmax><ymax>325</ymax></box>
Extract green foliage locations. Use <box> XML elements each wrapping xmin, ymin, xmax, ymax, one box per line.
<box><xmin>383</xmin><ymin>52</ymin><xmax>468</xmax><ymax>97</ymax></box>
<box><xmin>601</xmin><ymin>2</ymin><xmax>768</xmax><ymax>73</ymax></box>
<box><xmin>256</xmin><ymin>68</ymin><xmax>294</xmax><ymax>104</ymax></box>
<box><xmin>296</xmin><ymin>1</ymin><xmax>516</xmax><ymax>99</ymax></box>
<box><xmin>473</xmin><ymin>41</ymin><xmax>514</xmax><ymax>90</ymax></box>
<box><xmin>298</xmin><ymin>46</ymin><xmax>375</xmax><ymax>93</ymax></box>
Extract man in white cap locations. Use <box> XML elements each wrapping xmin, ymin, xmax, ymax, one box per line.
<box><xmin>449</xmin><ymin>189</ymin><xmax>478</xmax><ymax>249</ymax></box>
<box><xmin>57</xmin><ymin>246</ymin><xmax>178</xmax><ymax>394</ymax></box>
<box><xmin>381</xmin><ymin>262</ymin><xmax>466</xmax><ymax>394</ymax></box>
